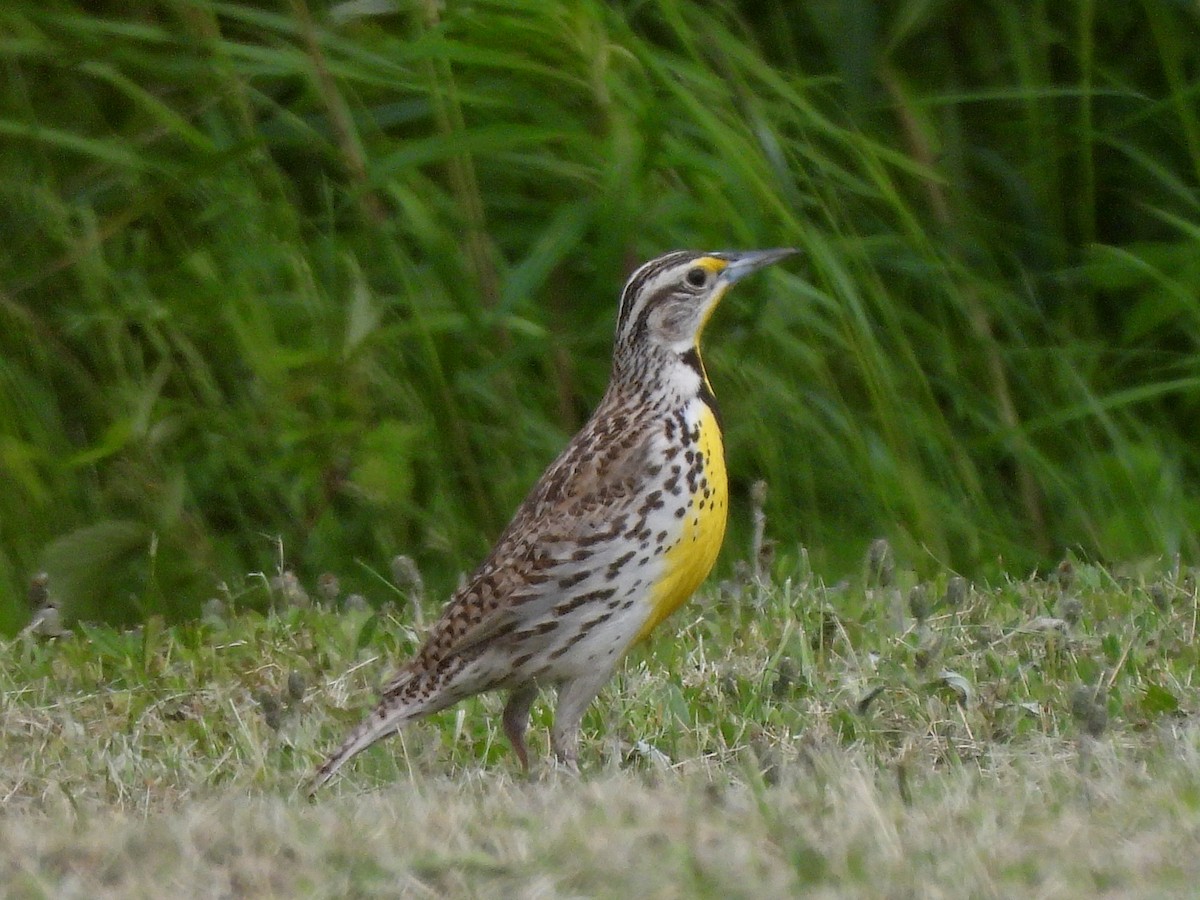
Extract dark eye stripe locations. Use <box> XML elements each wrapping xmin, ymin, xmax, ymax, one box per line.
<box><xmin>628</xmin><ymin>283</ymin><xmax>682</xmax><ymax>344</ymax></box>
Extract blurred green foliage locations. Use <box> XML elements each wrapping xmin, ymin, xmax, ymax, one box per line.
<box><xmin>1</xmin><ymin>0</ymin><xmax>1198</xmax><ymax>627</ymax></box>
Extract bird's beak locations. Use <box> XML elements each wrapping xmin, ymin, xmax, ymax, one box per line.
<box><xmin>717</xmin><ymin>248</ymin><xmax>799</xmax><ymax>284</ymax></box>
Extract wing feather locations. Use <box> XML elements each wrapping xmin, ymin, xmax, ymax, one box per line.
<box><xmin>410</xmin><ymin>414</ymin><xmax>654</xmax><ymax>669</ymax></box>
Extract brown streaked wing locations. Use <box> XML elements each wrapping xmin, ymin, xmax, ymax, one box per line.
<box><xmin>405</xmin><ymin>415</ymin><xmax>654</xmax><ymax>671</ymax></box>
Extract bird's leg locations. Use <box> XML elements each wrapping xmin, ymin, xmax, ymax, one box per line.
<box><xmin>502</xmin><ymin>684</ymin><xmax>538</xmax><ymax>772</ymax></box>
<box><xmin>550</xmin><ymin>669</ymin><xmax>611</xmax><ymax>773</ymax></box>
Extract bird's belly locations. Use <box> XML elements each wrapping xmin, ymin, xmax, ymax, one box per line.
<box><xmin>635</xmin><ymin>401</ymin><xmax>728</xmax><ymax>642</ymax></box>
<box><xmin>476</xmin><ymin>401</ymin><xmax>728</xmax><ymax>684</ymax></box>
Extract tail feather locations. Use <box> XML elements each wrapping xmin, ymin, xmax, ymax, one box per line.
<box><xmin>307</xmin><ymin>702</ymin><xmax>417</xmax><ymax>796</ymax></box>
<box><xmin>307</xmin><ymin>660</ymin><xmax>470</xmax><ymax>795</ymax></box>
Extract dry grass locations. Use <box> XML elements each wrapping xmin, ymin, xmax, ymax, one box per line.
<box><xmin>4</xmin><ymin>742</ymin><xmax>1200</xmax><ymax>898</ymax></box>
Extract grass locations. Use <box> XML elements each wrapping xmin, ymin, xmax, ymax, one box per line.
<box><xmin>3</xmin><ymin>1</ymin><xmax>1200</xmax><ymax>625</ymax></box>
<box><xmin>3</xmin><ymin>3</ymin><xmax>1200</xmax><ymax>891</ymax></box>
<box><xmin>4</xmin><ymin>542</ymin><xmax>1200</xmax><ymax>895</ymax></box>
<box><xmin>4</xmin><ymin>4</ymin><xmax>1200</xmax><ymax>894</ymax></box>
<box><xmin>6</xmin><ymin>752</ymin><xmax>1200</xmax><ymax>896</ymax></box>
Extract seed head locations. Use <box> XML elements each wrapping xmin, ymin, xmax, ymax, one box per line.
<box><xmin>908</xmin><ymin>584</ymin><xmax>931</xmax><ymax>624</ymax></box>
<box><xmin>287</xmin><ymin>671</ymin><xmax>307</xmax><ymax>703</ymax></box>
<box><xmin>865</xmin><ymin>538</ymin><xmax>894</xmax><ymax>588</ymax></box>
<box><xmin>1069</xmin><ymin>685</ymin><xmax>1108</xmax><ymax>738</ymax></box>
<box><xmin>943</xmin><ymin>576</ymin><xmax>968</xmax><ymax>608</ymax></box>
<box><xmin>317</xmin><ymin>573</ymin><xmax>341</xmax><ymax>605</ymax></box>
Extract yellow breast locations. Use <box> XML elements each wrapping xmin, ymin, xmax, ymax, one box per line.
<box><xmin>636</xmin><ymin>401</ymin><xmax>728</xmax><ymax>642</ymax></box>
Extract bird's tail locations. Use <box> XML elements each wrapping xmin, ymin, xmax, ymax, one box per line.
<box><xmin>307</xmin><ymin>672</ymin><xmax>429</xmax><ymax>796</ymax></box>
<box><xmin>307</xmin><ymin>715</ymin><xmax>395</xmax><ymax>796</ymax></box>
<box><xmin>304</xmin><ymin>657</ymin><xmax>472</xmax><ymax>792</ymax></box>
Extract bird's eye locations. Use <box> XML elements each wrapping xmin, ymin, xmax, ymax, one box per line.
<box><xmin>685</xmin><ymin>267</ymin><xmax>707</xmax><ymax>288</ymax></box>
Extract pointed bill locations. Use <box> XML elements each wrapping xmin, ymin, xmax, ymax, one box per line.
<box><xmin>716</xmin><ymin>248</ymin><xmax>799</xmax><ymax>284</ymax></box>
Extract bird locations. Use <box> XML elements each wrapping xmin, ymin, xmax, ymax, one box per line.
<box><xmin>309</xmin><ymin>248</ymin><xmax>796</xmax><ymax>793</ymax></box>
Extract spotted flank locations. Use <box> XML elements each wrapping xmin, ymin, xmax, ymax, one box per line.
<box><xmin>309</xmin><ymin>248</ymin><xmax>796</xmax><ymax>793</ymax></box>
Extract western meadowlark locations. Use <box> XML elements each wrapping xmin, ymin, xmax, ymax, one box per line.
<box><xmin>309</xmin><ymin>248</ymin><xmax>796</xmax><ymax>792</ymax></box>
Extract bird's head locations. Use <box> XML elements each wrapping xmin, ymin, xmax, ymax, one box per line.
<box><xmin>612</xmin><ymin>249</ymin><xmax>796</xmax><ymax>371</ymax></box>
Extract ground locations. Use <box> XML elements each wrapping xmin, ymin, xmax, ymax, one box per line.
<box><xmin>3</xmin><ymin>555</ymin><xmax>1199</xmax><ymax>896</ymax></box>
